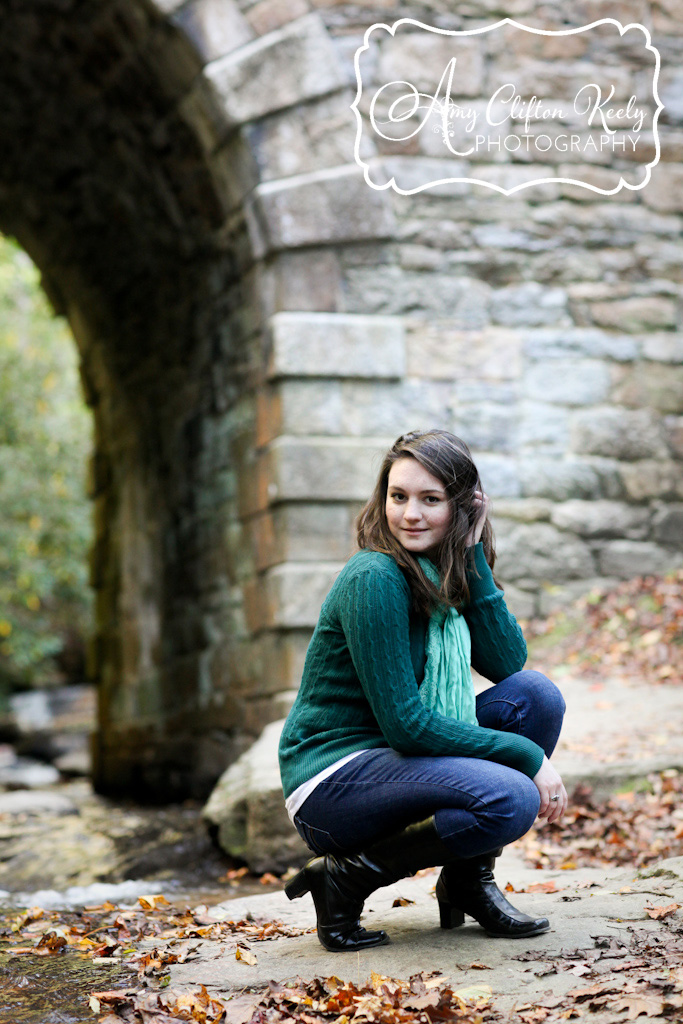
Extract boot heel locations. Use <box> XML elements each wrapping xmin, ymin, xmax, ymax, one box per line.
<box><xmin>438</xmin><ymin>900</ymin><xmax>465</xmax><ymax>930</ymax></box>
<box><xmin>285</xmin><ymin>868</ymin><xmax>310</xmax><ymax>900</ymax></box>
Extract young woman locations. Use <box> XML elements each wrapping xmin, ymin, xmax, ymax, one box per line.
<box><xmin>278</xmin><ymin>429</ymin><xmax>567</xmax><ymax>952</ymax></box>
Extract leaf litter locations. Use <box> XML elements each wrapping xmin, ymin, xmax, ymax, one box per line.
<box><xmin>518</xmin><ymin>770</ymin><xmax>683</xmax><ymax>870</ymax></box>
<box><xmin>525</xmin><ymin>569</ymin><xmax>683</xmax><ymax>686</ymax></box>
<box><xmin>89</xmin><ymin>970</ymin><xmax>499</xmax><ymax>1024</ymax></box>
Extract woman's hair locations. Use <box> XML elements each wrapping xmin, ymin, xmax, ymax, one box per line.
<box><xmin>356</xmin><ymin>429</ymin><xmax>496</xmax><ymax>615</ymax></box>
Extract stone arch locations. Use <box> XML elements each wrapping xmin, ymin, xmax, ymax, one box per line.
<box><xmin>1</xmin><ymin>1</ymin><xmax>681</xmax><ymax>799</ymax></box>
<box><xmin>0</xmin><ymin>0</ymin><xmax>391</xmax><ymax>797</ymax></box>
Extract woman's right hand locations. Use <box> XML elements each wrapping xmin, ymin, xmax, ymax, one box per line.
<box><xmin>532</xmin><ymin>755</ymin><xmax>567</xmax><ymax>825</ymax></box>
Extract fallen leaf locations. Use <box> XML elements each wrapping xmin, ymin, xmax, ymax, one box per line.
<box><xmin>452</xmin><ymin>983</ymin><xmax>492</xmax><ymax>1007</ymax></box>
<box><xmin>645</xmin><ymin>902</ymin><xmax>680</xmax><ymax>920</ymax></box>
<box><xmin>137</xmin><ymin>894</ymin><xmax>171</xmax><ymax>911</ymax></box>
<box><xmin>613</xmin><ymin>994</ymin><xmax>665</xmax><ymax>1018</ymax></box>
<box><xmin>392</xmin><ymin>897</ymin><xmax>415</xmax><ymax>907</ymax></box>
<box><xmin>235</xmin><ymin>944</ymin><xmax>257</xmax><ymax>965</ymax></box>
<box><xmin>525</xmin><ymin>880</ymin><xmax>561</xmax><ymax>894</ymax></box>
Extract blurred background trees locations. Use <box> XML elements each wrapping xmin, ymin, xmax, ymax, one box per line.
<box><xmin>0</xmin><ymin>234</ymin><xmax>93</xmax><ymax>697</ymax></box>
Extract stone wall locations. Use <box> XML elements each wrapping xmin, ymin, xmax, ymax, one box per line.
<box><xmin>0</xmin><ymin>0</ymin><xmax>680</xmax><ymax>796</ymax></box>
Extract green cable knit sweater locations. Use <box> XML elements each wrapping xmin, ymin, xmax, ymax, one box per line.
<box><xmin>278</xmin><ymin>543</ymin><xmax>545</xmax><ymax>799</ymax></box>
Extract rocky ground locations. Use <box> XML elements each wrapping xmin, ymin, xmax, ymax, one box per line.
<box><xmin>2</xmin><ymin>670</ymin><xmax>683</xmax><ymax>1024</ymax></box>
<box><xmin>0</xmin><ymin>685</ymin><xmax>234</xmax><ymax>900</ymax></box>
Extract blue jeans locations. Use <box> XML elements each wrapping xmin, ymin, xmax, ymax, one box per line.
<box><xmin>293</xmin><ymin>670</ymin><xmax>565</xmax><ymax>860</ymax></box>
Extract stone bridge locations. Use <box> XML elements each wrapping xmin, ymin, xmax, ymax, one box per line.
<box><xmin>0</xmin><ymin>0</ymin><xmax>680</xmax><ymax>798</ymax></box>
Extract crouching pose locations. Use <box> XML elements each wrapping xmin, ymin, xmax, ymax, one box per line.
<box><xmin>278</xmin><ymin>429</ymin><xmax>567</xmax><ymax>951</ymax></box>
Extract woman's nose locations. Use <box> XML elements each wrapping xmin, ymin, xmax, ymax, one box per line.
<box><xmin>403</xmin><ymin>500</ymin><xmax>422</xmax><ymax>521</ymax></box>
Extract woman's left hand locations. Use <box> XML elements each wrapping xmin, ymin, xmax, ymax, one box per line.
<box><xmin>533</xmin><ymin>756</ymin><xmax>568</xmax><ymax>825</ymax></box>
<box><xmin>465</xmin><ymin>490</ymin><xmax>489</xmax><ymax>547</ymax></box>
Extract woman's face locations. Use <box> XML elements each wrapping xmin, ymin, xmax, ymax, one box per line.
<box><xmin>385</xmin><ymin>458</ymin><xmax>451</xmax><ymax>558</ymax></box>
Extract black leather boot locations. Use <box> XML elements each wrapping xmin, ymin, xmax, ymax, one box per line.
<box><xmin>435</xmin><ymin>850</ymin><xmax>550</xmax><ymax>938</ymax></box>
<box><xmin>285</xmin><ymin>816</ymin><xmax>451</xmax><ymax>952</ymax></box>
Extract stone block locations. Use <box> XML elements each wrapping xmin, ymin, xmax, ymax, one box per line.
<box><xmin>471</xmin><ymin>454</ymin><xmax>520</xmax><ymax>498</ymax></box>
<box><xmin>652</xmin><ymin>504</ymin><xmax>683</xmax><ymax>546</ymax></box>
<box><xmin>489</xmin><ymin>498</ymin><xmax>553</xmax><ymax>522</ymax></box>
<box><xmin>260</xmin><ymin>632</ymin><xmax>311</xmax><ymax>695</ymax></box>
<box><xmin>611</xmin><ymin>364</ymin><xmax>683</xmax><ymax>415</ymax></box>
<box><xmin>207</xmin><ymin>136</ymin><xmax>259</xmax><ymax>213</ymax></box>
<box><xmin>202</xmin><ymin>719</ymin><xmax>309</xmax><ymax>873</ymax></box>
<box><xmin>244</xmin><ymin>92</ymin><xmax>369</xmax><ymax>183</ymax></box>
<box><xmin>255</xmin><ymin>386</ymin><xmax>283</xmax><ymax>446</ymax></box>
<box><xmin>589</xmin><ymin>297</ymin><xmax>678</xmax><ymax>332</ymax></box>
<box><xmin>471</xmin><ymin>225</ymin><xmax>534</xmax><ymax>249</ymax></box>
<box><xmin>344</xmin><ymin>268</ymin><xmax>491</xmax><ymax>321</ymax></box>
<box><xmin>536</xmin><ymin>577</ymin><xmax>621</xmax><ymax>617</ymax></box>
<box><xmin>268</xmin><ymin>312</ymin><xmax>405</xmax><ymax>380</ymax></box>
<box><xmin>557</xmin><ymin>164</ymin><xmax>639</xmax><ymax>201</ymax></box>
<box><xmin>453</xmin><ymin>403</ymin><xmax>518</xmax><ymax>453</ymax></box>
<box><xmin>405</xmin><ymin>325</ymin><xmax>522</xmax><ymax>381</ymax></box>
<box><xmin>598</xmin><ymin>540</ymin><xmax>682</xmax><ymax>578</ymax></box>
<box><xmin>570</xmin><ymin>407</ymin><xmax>670</xmax><ymax>461</ymax></box>
<box><xmin>204</xmin><ymin>13</ymin><xmax>348</xmax><ymax>125</ymax></box>
<box><xmin>377</xmin><ymin>158</ymin><xmax>471</xmax><ymax>196</ymax></box>
<box><xmin>246</xmin><ymin>0</ymin><xmax>309</xmax><ymax>35</ymax></box>
<box><xmin>257</xmin><ymin>249</ymin><xmax>342</xmax><ymax>315</ymax></box>
<box><xmin>494</xmin><ymin>522</ymin><xmax>596</xmax><ymax>582</ymax></box>
<box><xmin>519</xmin><ymin>458</ymin><xmax>604</xmax><ymax>500</ymax></box>
<box><xmin>643</xmin><ymin>334</ymin><xmax>683</xmax><ymax>363</ymax></box>
<box><xmin>242</xmin><ymin>575</ymin><xmax>267</xmax><ymax>633</ymax></box>
<box><xmin>172</xmin><ymin>0</ymin><xmax>254</xmax><ymax>62</ymax></box>
<box><xmin>265</xmin><ymin>563</ymin><xmax>343</xmax><ymax>628</ymax></box>
<box><xmin>523</xmin><ymin>360</ymin><xmax>612</xmax><ymax>406</ymax></box>
<box><xmin>339</xmin><ymin>380</ymin><xmax>454</xmax><ymax>437</ymax></box>
<box><xmin>279</xmin><ymin>380</ymin><xmax>342</xmax><ymax>435</ymax></box>
<box><xmin>268</xmin><ymin>437</ymin><xmax>393</xmax><ymax>502</ymax></box>
<box><xmin>665</xmin><ymin>416</ymin><xmax>683</xmax><ymax>459</ymax></box>
<box><xmin>247</xmin><ymin>166</ymin><xmax>396</xmax><ymax>256</ymax></box>
<box><xmin>550</xmin><ymin>500</ymin><xmax>650</xmax><ymax>539</ymax></box>
<box><xmin>643</xmin><ymin>164</ymin><xmax>683</xmax><ymax>213</ymax></box>
<box><xmin>658</xmin><ymin>66</ymin><xmax>683</xmax><ymax>123</ymax></box>
<box><xmin>252</xmin><ymin>504</ymin><xmax>356</xmax><ymax>569</ymax></box>
<box><xmin>635</xmin><ymin>241</ymin><xmax>683</xmax><ymax>283</ymax></box>
<box><xmin>377</xmin><ymin>30</ymin><xmax>483</xmax><ymax>96</ymax></box>
<box><xmin>620</xmin><ymin>460</ymin><xmax>683</xmax><ymax>501</ymax></box>
<box><xmin>522</xmin><ymin>328</ymin><xmax>639</xmax><ymax>362</ymax></box>
<box><xmin>457</xmin><ymin>381</ymin><xmax>517</xmax><ymax>404</ymax></box>
<box><xmin>490</xmin><ymin>283</ymin><xmax>569</xmax><ymax>327</ymax></box>
<box><xmin>518</xmin><ymin>402</ymin><xmax>569</xmax><ymax>451</ymax></box>
<box><xmin>489</xmin><ymin>58</ymin><xmax>633</xmax><ymax>103</ymax></box>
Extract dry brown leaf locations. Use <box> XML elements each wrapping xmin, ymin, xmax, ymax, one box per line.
<box><xmin>235</xmin><ymin>943</ymin><xmax>257</xmax><ymax>965</ymax></box>
<box><xmin>645</xmin><ymin>902</ymin><xmax>680</xmax><ymax>919</ymax></box>
<box><xmin>137</xmin><ymin>894</ymin><xmax>171</xmax><ymax>911</ymax></box>
<box><xmin>613</xmin><ymin>994</ymin><xmax>665</xmax><ymax>1018</ymax></box>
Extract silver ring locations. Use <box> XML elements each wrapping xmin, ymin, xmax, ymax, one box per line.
<box><xmin>550</xmin><ymin>795</ymin><xmax>559</xmax><ymax>802</ymax></box>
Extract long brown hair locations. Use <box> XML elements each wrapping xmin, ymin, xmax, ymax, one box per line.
<box><xmin>356</xmin><ymin>429</ymin><xmax>497</xmax><ymax>615</ymax></box>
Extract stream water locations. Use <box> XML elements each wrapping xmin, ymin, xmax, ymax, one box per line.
<box><xmin>0</xmin><ymin>877</ymin><xmax>275</xmax><ymax>1024</ymax></box>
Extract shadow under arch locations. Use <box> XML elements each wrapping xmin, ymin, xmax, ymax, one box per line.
<box><xmin>0</xmin><ymin>0</ymin><xmax>259</xmax><ymax>799</ymax></box>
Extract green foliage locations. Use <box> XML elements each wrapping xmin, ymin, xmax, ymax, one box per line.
<box><xmin>0</xmin><ymin>235</ymin><xmax>93</xmax><ymax>685</ymax></box>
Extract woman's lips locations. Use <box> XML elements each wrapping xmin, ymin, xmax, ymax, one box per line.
<box><xmin>403</xmin><ymin>528</ymin><xmax>426</xmax><ymax>534</ymax></box>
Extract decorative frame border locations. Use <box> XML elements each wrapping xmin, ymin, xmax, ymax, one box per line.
<box><xmin>351</xmin><ymin>18</ymin><xmax>665</xmax><ymax>196</ymax></box>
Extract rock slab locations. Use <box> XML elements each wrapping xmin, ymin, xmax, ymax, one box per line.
<box><xmin>202</xmin><ymin>718</ymin><xmax>308</xmax><ymax>873</ymax></box>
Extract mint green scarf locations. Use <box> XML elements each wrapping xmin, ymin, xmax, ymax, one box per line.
<box><xmin>417</xmin><ymin>557</ymin><xmax>478</xmax><ymax>725</ymax></box>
